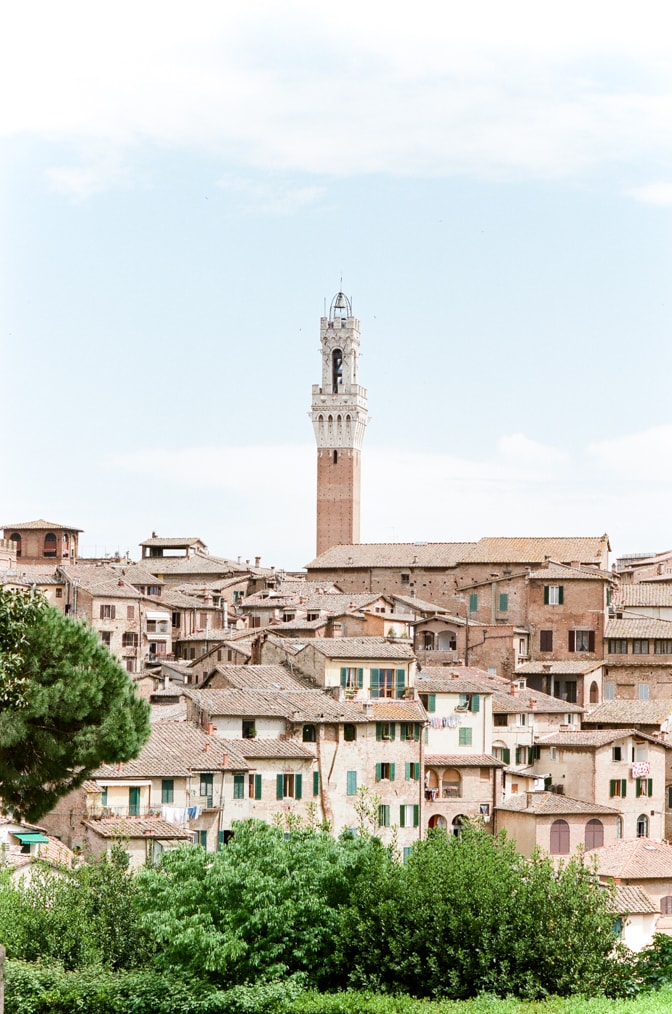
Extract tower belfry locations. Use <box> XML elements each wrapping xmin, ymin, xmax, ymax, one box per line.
<box><xmin>311</xmin><ymin>291</ymin><xmax>368</xmax><ymax>556</ymax></box>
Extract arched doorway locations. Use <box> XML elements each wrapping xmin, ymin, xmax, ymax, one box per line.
<box><xmin>428</xmin><ymin>814</ymin><xmax>447</xmax><ymax>830</ymax></box>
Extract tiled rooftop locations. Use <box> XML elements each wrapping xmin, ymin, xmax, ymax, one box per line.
<box><xmin>588</xmin><ymin>838</ymin><xmax>672</xmax><ymax>878</ymax></box>
<box><xmin>94</xmin><ymin>721</ymin><xmax>247</xmax><ymax>778</ymax></box>
<box><xmin>306</xmin><ymin>543</ymin><xmax>474</xmax><ymax>569</ymax></box>
<box><xmin>1</xmin><ymin>518</ymin><xmax>82</xmax><ymax>531</ymax></box>
<box><xmin>538</xmin><ymin>728</ymin><xmax>660</xmax><ymax>748</ymax></box>
<box><xmin>583</xmin><ymin>700</ymin><xmax>672</xmax><ymax>725</ymax></box>
<box><xmin>605</xmin><ymin>616</ymin><xmax>672</xmax><ymax>638</ymax></box>
<box><xmin>610</xmin><ymin>884</ymin><xmax>658</xmax><ymax>914</ymax></box>
<box><xmin>497</xmin><ymin>791</ymin><xmax>619</xmax><ymax>815</ymax></box>
<box><xmin>299</xmin><ymin>637</ymin><xmax>415</xmax><ymax>660</ymax></box>
<box><xmin>516</xmin><ymin>660</ymin><xmax>603</xmax><ymax>675</ymax></box>
<box><xmin>185</xmin><ymin>688</ymin><xmax>369</xmax><ymax>722</ymax></box>
<box><xmin>614</xmin><ymin>585</ymin><xmax>672</xmax><ymax>608</ymax></box>
<box><xmin>207</xmin><ymin>665</ymin><xmax>309</xmax><ymax>691</ymax></box>
<box><xmin>424</xmin><ymin>754</ymin><xmax>504</xmax><ymax>767</ymax></box>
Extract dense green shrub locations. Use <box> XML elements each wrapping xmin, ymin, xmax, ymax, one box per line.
<box><xmin>635</xmin><ymin>932</ymin><xmax>672</xmax><ymax>990</ymax></box>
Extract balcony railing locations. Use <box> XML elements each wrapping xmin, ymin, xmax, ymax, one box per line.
<box><xmin>88</xmin><ymin>806</ymin><xmax>163</xmax><ymax>820</ymax></box>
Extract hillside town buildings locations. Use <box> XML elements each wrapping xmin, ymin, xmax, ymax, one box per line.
<box><xmin>6</xmin><ymin>293</ymin><xmax>672</xmax><ymax>944</ymax></box>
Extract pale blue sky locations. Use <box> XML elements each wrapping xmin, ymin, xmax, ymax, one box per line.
<box><xmin>2</xmin><ymin>2</ymin><xmax>672</xmax><ymax>569</ymax></box>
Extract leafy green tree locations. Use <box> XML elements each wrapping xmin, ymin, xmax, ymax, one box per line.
<box><xmin>0</xmin><ymin>588</ymin><xmax>150</xmax><ymax>820</ymax></box>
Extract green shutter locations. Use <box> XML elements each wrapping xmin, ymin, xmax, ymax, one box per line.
<box><xmin>472</xmin><ymin>693</ymin><xmax>480</xmax><ymax>713</ymax></box>
<box><xmin>405</xmin><ymin>762</ymin><xmax>411</xmax><ymax>780</ymax></box>
<box><xmin>469</xmin><ymin>592</ymin><xmax>478</xmax><ymax>612</ymax></box>
<box><xmin>340</xmin><ymin>667</ymin><xmax>348</xmax><ymax>687</ymax></box>
<box><xmin>414</xmin><ymin>723</ymin><xmax>421</xmax><ymax>741</ymax></box>
<box><xmin>375</xmin><ymin>763</ymin><xmax>382</xmax><ymax>782</ymax></box>
<box><xmin>428</xmin><ymin>694</ymin><xmax>436</xmax><ymax>713</ymax></box>
<box><xmin>649</xmin><ymin>778</ymin><xmax>653</xmax><ymax>797</ymax></box>
<box><xmin>499</xmin><ymin>593</ymin><xmax>508</xmax><ymax>612</ymax></box>
<box><xmin>376</xmin><ymin>723</ymin><xmax>382</xmax><ymax>741</ymax></box>
<box><xmin>516</xmin><ymin>746</ymin><xmax>523</xmax><ymax>765</ymax></box>
<box><xmin>390</xmin><ymin>723</ymin><xmax>396</xmax><ymax>742</ymax></box>
<box><xmin>199</xmin><ymin>830</ymin><xmax>208</xmax><ymax>849</ymax></box>
<box><xmin>276</xmin><ymin>774</ymin><xmax>284</xmax><ymax>800</ymax></box>
<box><xmin>502</xmin><ymin>748</ymin><xmax>510</xmax><ymax>764</ymax></box>
<box><xmin>413</xmin><ymin>804</ymin><xmax>419</xmax><ymax>827</ymax></box>
<box><xmin>636</xmin><ymin>779</ymin><xmax>642</xmax><ymax>798</ymax></box>
<box><xmin>218</xmin><ymin>830</ymin><xmax>225</xmax><ymax>850</ymax></box>
<box><xmin>389</xmin><ymin>763</ymin><xmax>395</xmax><ymax>782</ymax></box>
<box><xmin>622</xmin><ymin>779</ymin><xmax>627</xmax><ymax>798</ymax></box>
<box><xmin>254</xmin><ymin>773</ymin><xmax>262</xmax><ymax>800</ymax></box>
<box><xmin>357</xmin><ymin>668</ymin><xmax>364</xmax><ymax>688</ymax></box>
<box><xmin>295</xmin><ymin>774</ymin><xmax>302</xmax><ymax>800</ymax></box>
<box><xmin>544</xmin><ymin>586</ymin><xmax>549</xmax><ymax>605</ymax></box>
<box><xmin>558</xmin><ymin>586</ymin><xmax>564</xmax><ymax>605</ymax></box>
<box><xmin>370</xmin><ymin>668</ymin><xmax>380</xmax><ymax>698</ymax></box>
<box><xmin>396</xmin><ymin>669</ymin><xmax>405</xmax><ymax>698</ymax></box>
<box><xmin>399</xmin><ymin>805</ymin><xmax>406</xmax><ymax>827</ymax></box>
<box><xmin>313</xmin><ymin>771</ymin><xmax>320</xmax><ymax>796</ymax></box>
<box><xmin>233</xmin><ymin>774</ymin><xmax>244</xmax><ymax>799</ymax></box>
<box><xmin>609</xmin><ymin>779</ymin><xmax>616</xmax><ymax>798</ymax></box>
<box><xmin>347</xmin><ymin>770</ymin><xmax>357</xmax><ymax>795</ymax></box>
<box><xmin>400</xmin><ymin>724</ymin><xmax>407</xmax><ymax>742</ymax></box>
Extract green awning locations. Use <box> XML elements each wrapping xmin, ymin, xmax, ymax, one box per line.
<box><xmin>14</xmin><ymin>833</ymin><xmax>49</xmax><ymax>844</ymax></box>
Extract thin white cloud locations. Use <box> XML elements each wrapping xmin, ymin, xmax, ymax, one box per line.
<box><xmin>4</xmin><ymin>3</ymin><xmax>672</xmax><ymax>187</ymax></box>
<box><xmin>626</xmin><ymin>181</ymin><xmax>672</xmax><ymax>206</ymax></box>
<box><xmin>586</xmin><ymin>425</ymin><xmax>672</xmax><ymax>477</ymax></box>
<box><xmin>216</xmin><ymin>175</ymin><xmax>325</xmax><ymax>215</ymax></box>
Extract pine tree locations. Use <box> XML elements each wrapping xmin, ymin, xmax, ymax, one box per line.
<box><xmin>0</xmin><ymin>587</ymin><xmax>150</xmax><ymax>821</ymax></box>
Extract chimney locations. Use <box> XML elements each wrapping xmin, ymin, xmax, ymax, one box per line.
<box><xmin>222</xmin><ymin>754</ymin><xmax>228</xmax><ymax>767</ymax></box>
<box><xmin>204</xmin><ymin>742</ymin><xmax>210</xmax><ymax>753</ymax></box>
<box><xmin>510</xmin><ymin>683</ymin><xmax>517</xmax><ymax>695</ymax></box>
<box><xmin>255</xmin><ymin>556</ymin><xmax>261</xmax><ymax>567</ymax></box>
<box><xmin>529</xmin><ymin>698</ymin><xmax>537</xmax><ymax>709</ymax></box>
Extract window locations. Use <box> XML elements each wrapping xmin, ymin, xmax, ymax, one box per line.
<box><xmin>9</xmin><ymin>533</ymin><xmax>21</xmax><ymax>557</ymax></box>
<box><xmin>122</xmin><ymin>631</ymin><xmax>138</xmax><ymax>647</ymax></box>
<box><xmin>125</xmin><ymin>660</ymin><xmax>134</xmax><ymax>672</ymax></box>
<box><xmin>302</xmin><ymin>724</ymin><xmax>316</xmax><ymax>742</ymax></box>
<box><xmin>550</xmin><ymin>819</ymin><xmax>570</xmax><ymax>855</ymax></box>
<box><xmin>638</xmin><ymin>684</ymin><xmax>650</xmax><ymax>701</ymax></box>
<box><xmin>406</xmin><ymin>762</ymin><xmax>421</xmax><ymax>780</ymax></box>
<box><xmin>637</xmin><ymin>814</ymin><xmax>649</xmax><ymax>838</ymax></box>
<box><xmin>492</xmin><ymin>744</ymin><xmax>510</xmax><ymax>763</ymax></box>
<box><xmin>633</xmin><ymin>640</ymin><xmax>650</xmax><ymax>655</ymax></box>
<box><xmin>442</xmin><ymin>769</ymin><xmax>461</xmax><ymax>797</ymax></box>
<box><xmin>378</xmin><ymin>804</ymin><xmax>391</xmax><ymax>828</ymax></box>
<box><xmin>200</xmin><ymin>773</ymin><xmax>214</xmax><ymax>805</ymax></box>
<box><xmin>149</xmin><ymin>586</ymin><xmax>161</xmax><ymax>597</ymax></box>
<box><xmin>99</xmin><ymin>604</ymin><xmax>116</xmax><ymax>619</ymax></box>
<box><xmin>340</xmin><ymin>667</ymin><xmax>363</xmax><ymax>690</ymax></box>
<box><xmin>655</xmin><ymin>640</ymin><xmax>672</xmax><ymax>654</ymax></box>
<box><xmin>636</xmin><ymin>777</ymin><xmax>653</xmax><ymax>798</ymax></box>
<box><xmin>403</xmin><ymin>846</ymin><xmax>413</xmax><ymax>864</ymax></box>
<box><xmin>419</xmin><ymin>693</ymin><xmax>436</xmax><ymax>713</ymax></box>
<box><xmin>376</xmin><ymin>722</ymin><xmax>395</xmax><ymax>741</ymax></box>
<box><xmin>633</xmin><ymin>743</ymin><xmax>648</xmax><ymax>762</ymax></box>
<box><xmin>544</xmin><ymin>585</ymin><xmax>564</xmax><ymax>605</ymax></box>
<box><xmin>276</xmin><ymin>773</ymin><xmax>302</xmax><ymax>799</ymax></box>
<box><xmin>516</xmin><ymin>713</ymin><xmax>527</xmax><ymax>726</ymax></box>
<box><xmin>661</xmin><ymin>896</ymin><xmax>672</xmax><ymax>916</ymax></box>
<box><xmin>499</xmin><ymin>593</ymin><xmax>508</xmax><ymax>612</ymax></box>
<box><xmin>608</xmin><ymin>639</ymin><xmax>627</xmax><ymax>654</ymax></box>
<box><xmin>282</xmin><ymin>612</ymin><xmax>295</xmax><ymax>623</ymax></box>
<box><xmin>242</xmin><ymin>721</ymin><xmax>256</xmax><ymax>739</ymax></box>
<box><xmin>399</xmin><ymin>804</ymin><xmax>419</xmax><ymax>827</ymax></box>
<box><xmin>101</xmin><ymin>787</ymin><xmax>108</xmax><ymax>806</ymax></box>
<box><xmin>585</xmin><ymin>819</ymin><xmax>604</xmax><ymax>850</ymax></box>
<box><xmin>307</xmin><ymin>612</ymin><xmax>320</xmax><ymax>621</ymax></box>
<box><xmin>540</xmin><ymin>630</ymin><xmax>553</xmax><ymax>652</ymax></box>
<box><xmin>616</xmin><ymin>816</ymin><xmax>623</xmax><ymax>839</ymax></box>
<box><xmin>468</xmin><ymin>593</ymin><xmax>478</xmax><ymax>613</ymax></box>
<box><xmin>55</xmin><ymin>587</ymin><xmax>63</xmax><ymax>598</ymax></box>
<box><xmin>43</xmin><ymin>532</ymin><xmax>57</xmax><ymax>558</ymax></box>
<box><xmin>494</xmin><ymin>714</ymin><xmax>508</xmax><ymax>727</ymax></box>
<box><xmin>233</xmin><ymin>775</ymin><xmax>245</xmax><ymax>799</ymax></box>
<box><xmin>129</xmin><ymin>787</ymin><xmax>140</xmax><ymax>817</ymax></box>
<box><xmin>370</xmin><ymin>668</ymin><xmax>405</xmax><ymax>699</ymax></box>
<box><xmin>569</xmin><ymin>630</ymin><xmax>595</xmax><ymax>652</ymax></box>
<box><xmin>400</xmin><ymin>722</ymin><xmax>420</xmax><ymax>741</ymax></box>
<box><xmin>457</xmin><ymin>693</ymin><xmax>480</xmax><ymax>713</ymax></box>
<box><xmin>161</xmin><ymin>779</ymin><xmax>174</xmax><ymax>804</ymax></box>
<box><xmin>343</xmin><ymin>723</ymin><xmax>356</xmax><ymax>741</ymax></box>
<box><xmin>375</xmin><ymin>762</ymin><xmax>395</xmax><ymax>781</ymax></box>
<box><xmin>199</xmin><ymin>830</ymin><xmax>208</xmax><ymax>849</ymax></box>
<box><xmin>612</xmin><ymin>746</ymin><xmax>622</xmax><ymax>762</ymax></box>
<box><xmin>248</xmin><ymin>773</ymin><xmax>262</xmax><ymax>800</ymax></box>
<box><xmin>313</xmin><ymin>771</ymin><xmax>320</xmax><ymax>796</ymax></box>
<box><xmin>346</xmin><ymin>770</ymin><xmax>357</xmax><ymax>795</ymax></box>
<box><xmin>604</xmin><ymin>683</ymin><xmax>616</xmax><ymax>700</ymax></box>
<box><xmin>101</xmin><ymin>631</ymin><xmax>111</xmax><ymax>645</ymax></box>
<box><xmin>401</xmin><ymin>573</ymin><xmax>410</xmax><ymax>585</ymax></box>
<box><xmin>609</xmin><ymin>779</ymin><xmax>627</xmax><ymax>798</ymax></box>
<box><xmin>458</xmin><ymin>727</ymin><xmax>472</xmax><ymax>747</ymax></box>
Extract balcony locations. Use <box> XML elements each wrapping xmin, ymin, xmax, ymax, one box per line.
<box><xmin>88</xmin><ymin>806</ymin><xmax>162</xmax><ymax>820</ymax></box>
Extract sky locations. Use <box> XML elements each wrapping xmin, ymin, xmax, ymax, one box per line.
<box><xmin>2</xmin><ymin>2</ymin><xmax>672</xmax><ymax>570</ymax></box>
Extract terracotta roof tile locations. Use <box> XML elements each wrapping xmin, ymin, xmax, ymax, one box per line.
<box><xmin>610</xmin><ymin>884</ymin><xmax>658</xmax><ymax>914</ymax></box>
<box><xmin>497</xmin><ymin>791</ymin><xmax>619</xmax><ymax>815</ymax></box>
<box><xmin>94</xmin><ymin>721</ymin><xmax>247</xmax><ymax>777</ymax></box>
<box><xmin>584</xmin><ymin>701</ymin><xmax>672</xmax><ymax>725</ymax></box>
<box><xmin>588</xmin><ymin>838</ymin><xmax>672</xmax><ymax>878</ymax></box>
<box><xmin>306</xmin><ymin>543</ymin><xmax>473</xmax><ymax>569</ymax></box>
<box><xmin>538</xmin><ymin>729</ymin><xmax>661</xmax><ymax>747</ymax></box>
<box><xmin>614</xmin><ymin>585</ymin><xmax>672</xmax><ymax>608</ymax></box>
<box><xmin>425</xmin><ymin>754</ymin><xmax>504</xmax><ymax>767</ymax></box>
<box><xmin>206</xmin><ymin>665</ymin><xmax>309</xmax><ymax>691</ymax></box>
<box><xmin>606</xmin><ymin>616</ymin><xmax>672</xmax><ymax>638</ymax></box>
<box><xmin>516</xmin><ymin>660</ymin><xmax>603</xmax><ymax>675</ymax></box>
<box><xmin>299</xmin><ymin>637</ymin><xmax>415</xmax><ymax>660</ymax></box>
<box><xmin>1</xmin><ymin>518</ymin><xmax>82</xmax><ymax>531</ymax></box>
<box><xmin>463</xmin><ymin>536</ymin><xmax>610</xmax><ymax>565</ymax></box>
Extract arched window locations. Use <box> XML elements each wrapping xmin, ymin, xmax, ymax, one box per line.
<box><xmin>616</xmin><ymin>816</ymin><xmax>623</xmax><ymax>839</ymax></box>
<box><xmin>452</xmin><ymin>814</ymin><xmax>466</xmax><ymax>837</ymax></box>
<box><xmin>43</xmin><ymin>532</ymin><xmax>57</xmax><ymax>558</ymax></box>
<box><xmin>550</xmin><ymin>819</ymin><xmax>570</xmax><ymax>855</ymax></box>
<box><xmin>442</xmin><ymin>769</ymin><xmax>461</xmax><ymax>798</ymax></box>
<box><xmin>423</xmin><ymin>632</ymin><xmax>435</xmax><ymax>650</ymax></box>
<box><xmin>9</xmin><ymin>533</ymin><xmax>21</xmax><ymax>557</ymax></box>
<box><xmin>661</xmin><ymin>896</ymin><xmax>672</xmax><ymax>915</ymax></box>
<box><xmin>585</xmin><ymin>818</ymin><xmax>604</xmax><ymax>850</ymax></box>
<box><xmin>332</xmin><ymin>349</ymin><xmax>343</xmax><ymax>392</ymax></box>
<box><xmin>437</xmin><ymin>630</ymin><xmax>457</xmax><ymax>651</ymax></box>
<box><xmin>428</xmin><ymin>814</ymin><xmax>446</xmax><ymax>830</ymax></box>
<box><xmin>637</xmin><ymin>814</ymin><xmax>649</xmax><ymax>838</ymax></box>
<box><xmin>302</xmin><ymin>724</ymin><xmax>316</xmax><ymax>743</ymax></box>
<box><xmin>589</xmin><ymin>681</ymin><xmax>599</xmax><ymax>704</ymax></box>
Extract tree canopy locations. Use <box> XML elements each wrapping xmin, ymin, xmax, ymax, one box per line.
<box><xmin>0</xmin><ymin>587</ymin><xmax>150</xmax><ymax>820</ymax></box>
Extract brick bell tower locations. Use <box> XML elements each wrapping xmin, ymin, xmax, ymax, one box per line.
<box><xmin>311</xmin><ymin>291</ymin><xmax>369</xmax><ymax>556</ymax></box>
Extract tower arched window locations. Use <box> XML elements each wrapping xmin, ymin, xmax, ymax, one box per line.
<box><xmin>589</xmin><ymin>681</ymin><xmax>599</xmax><ymax>704</ymax></box>
<box><xmin>332</xmin><ymin>349</ymin><xmax>343</xmax><ymax>392</ymax></box>
<box><xmin>585</xmin><ymin>818</ymin><xmax>604</xmax><ymax>850</ymax></box>
<box><xmin>637</xmin><ymin>814</ymin><xmax>649</xmax><ymax>838</ymax></box>
<box><xmin>9</xmin><ymin>533</ymin><xmax>21</xmax><ymax>558</ymax></box>
<box><xmin>43</xmin><ymin>532</ymin><xmax>57</xmax><ymax>558</ymax></box>
<box><xmin>550</xmin><ymin>818</ymin><xmax>570</xmax><ymax>854</ymax></box>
